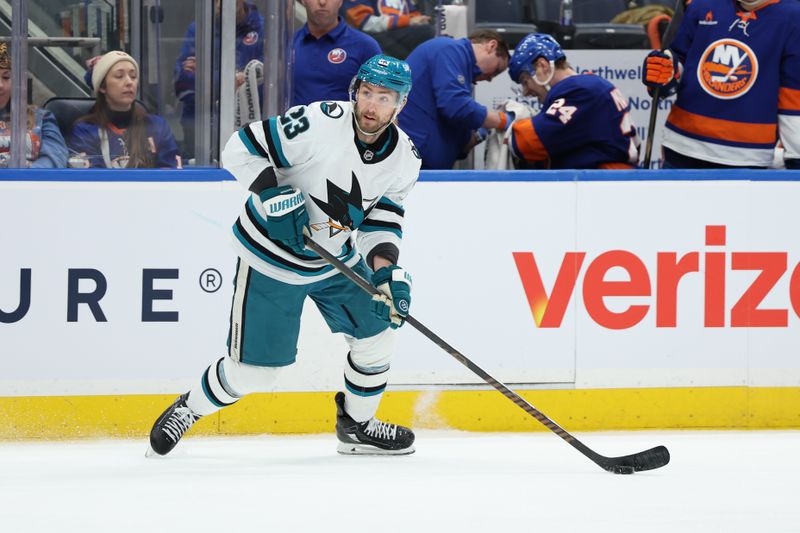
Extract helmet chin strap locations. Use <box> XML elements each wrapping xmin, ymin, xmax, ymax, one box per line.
<box><xmin>532</xmin><ymin>60</ymin><xmax>556</xmax><ymax>92</ymax></box>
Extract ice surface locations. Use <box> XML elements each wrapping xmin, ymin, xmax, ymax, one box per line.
<box><xmin>0</xmin><ymin>430</ymin><xmax>797</xmax><ymax>532</ymax></box>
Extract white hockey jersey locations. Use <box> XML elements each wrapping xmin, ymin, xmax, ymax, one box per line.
<box><xmin>221</xmin><ymin>101</ymin><xmax>422</xmax><ymax>284</ymax></box>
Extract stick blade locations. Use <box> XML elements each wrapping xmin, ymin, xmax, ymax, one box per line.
<box><xmin>601</xmin><ymin>445</ymin><xmax>670</xmax><ymax>474</ymax></box>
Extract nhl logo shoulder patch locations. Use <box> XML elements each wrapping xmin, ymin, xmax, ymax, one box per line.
<box><xmin>328</xmin><ymin>48</ymin><xmax>347</xmax><ymax>64</ymax></box>
<box><xmin>697</xmin><ymin>38</ymin><xmax>758</xmax><ymax>100</ymax></box>
<box><xmin>321</xmin><ymin>102</ymin><xmax>344</xmax><ymax>119</ymax></box>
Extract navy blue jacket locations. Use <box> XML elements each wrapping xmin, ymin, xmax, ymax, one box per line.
<box><xmin>292</xmin><ymin>18</ymin><xmax>381</xmax><ymax>106</ymax></box>
<box><xmin>398</xmin><ymin>38</ymin><xmax>487</xmax><ymax>169</ymax></box>
<box><xmin>174</xmin><ymin>3</ymin><xmax>265</xmax><ymax>124</ymax></box>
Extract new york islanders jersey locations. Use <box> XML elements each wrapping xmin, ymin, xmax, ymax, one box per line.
<box><xmin>342</xmin><ymin>0</ymin><xmax>423</xmax><ymax>32</ymax></box>
<box><xmin>68</xmin><ymin>114</ymin><xmax>181</xmax><ymax>169</ymax></box>
<box><xmin>508</xmin><ymin>74</ymin><xmax>640</xmax><ymax>169</ymax></box>
<box><xmin>664</xmin><ymin>0</ymin><xmax>800</xmax><ymax>167</ymax></box>
<box><xmin>221</xmin><ymin>101</ymin><xmax>421</xmax><ymax>284</ymax></box>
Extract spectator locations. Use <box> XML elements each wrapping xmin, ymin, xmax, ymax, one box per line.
<box><xmin>175</xmin><ymin>0</ymin><xmax>265</xmax><ymax>157</ymax></box>
<box><xmin>341</xmin><ymin>0</ymin><xmax>433</xmax><ymax>59</ymax></box>
<box><xmin>398</xmin><ymin>30</ymin><xmax>511</xmax><ymax>169</ymax></box>
<box><xmin>293</xmin><ymin>0</ymin><xmax>381</xmax><ymax>106</ymax></box>
<box><xmin>506</xmin><ymin>33</ymin><xmax>640</xmax><ymax>169</ymax></box>
<box><xmin>68</xmin><ymin>51</ymin><xmax>181</xmax><ymax>169</ymax></box>
<box><xmin>642</xmin><ymin>0</ymin><xmax>800</xmax><ymax>169</ymax></box>
<box><xmin>0</xmin><ymin>43</ymin><xmax>67</xmax><ymax>168</ymax></box>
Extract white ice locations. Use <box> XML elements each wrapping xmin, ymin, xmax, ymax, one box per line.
<box><xmin>0</xmin><ymin>430</ymin><xmax>797</xmax><ymax>532</ymax></box>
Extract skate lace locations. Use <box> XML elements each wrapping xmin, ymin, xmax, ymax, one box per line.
<box><xmin>163</xmin><ymin>406</ymin><xmax>200</xmax><ymax>443</ymax></box>
<box><xmin>363</xmin><ymin>418</ymin><xmax>397</xmax><ymax>441</ymax></box>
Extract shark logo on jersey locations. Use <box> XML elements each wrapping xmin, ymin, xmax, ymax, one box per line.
<box><xmin>310</xmin><ymin>172</ymin><xmax>366</xmax><ymax>237</ymax></box>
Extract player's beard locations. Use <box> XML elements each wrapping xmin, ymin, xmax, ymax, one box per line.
<box><xmin>354</xmin><ymin>105</ymin><xmax>393</xmax><ymax>137</ymax></box>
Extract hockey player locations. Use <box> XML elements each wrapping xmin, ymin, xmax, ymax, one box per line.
<box><xmin>148</xmin><ymin>55</ymin><xmax>420</xmax><ymax>457</ymax></box>
<box><xmin>506</xmin><ymin>33</ymin><xmax>640</xmax><ymax>169</ymax></box>
<box><xmin>643</xmin><ymin>0</ymin><xmax>800</xmax><ymax>169</ymax></box>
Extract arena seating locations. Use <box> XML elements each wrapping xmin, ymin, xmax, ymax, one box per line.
<box><xmin>474</xmin><ymin>0</ymin><xmax>539</xmax><ymax>49</ymax></box>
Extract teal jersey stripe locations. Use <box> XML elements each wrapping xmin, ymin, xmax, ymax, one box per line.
<box><xmin>267</xmin><ymin>118</ymin><xmax>290</xmax><ymax>167</ymax></box>
<box><xmin>238</xmin><ymin>128</ymin><xmax>261</xmax><ymax>156</ymax></box>
<box><xmin>233</xmin><ymin>223</ymin><xmax>358</xmax><ymax>277</ymax></box>
<box><xmin>375</xmin><ymin>127</ymin><xmax>394</xmax><ymax>156</ymax></box>
<box><xmin>359</xmin><ymin>224</ymin><xmax>402</xmax><ymax>238</ymax></box>
<box><xmin>246</xmin><ymin>196</ymin><xmax>268</xmax><ymax>225</ymax></box>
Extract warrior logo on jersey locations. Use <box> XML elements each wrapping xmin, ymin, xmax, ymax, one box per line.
<box><xmin>243</xmin><ymin>31</ymin><xmax>259</xmax><ymax>46</ymax></box>
<box><xmin>310</xmin><ymin>172</ymin><xmax>365</xmax><ymax>237</ymax></box>
<box><xmin>697</xmin><ymin>39</ymin><xmax>758</xmax><ymax>100</ymax></box>
<box><xmin>321</xmin><ymin>102</ymin><xmax>345</xmax><ymax>119</ymax></box>
<box><xmin>328</xmin><ymin>48</ymin><xmax>347</xmax><ymax>64</ymax></box>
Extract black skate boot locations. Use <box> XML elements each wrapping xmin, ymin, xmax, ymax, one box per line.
<box><xmin>335</xmin><ymin>391</ymin><xmax>415</xmax><ymax>455</ymax></box>
<box><xmin>147</xmin><ymin>393</ymin><xmax>202</xmax><ymax>456</ymax></box>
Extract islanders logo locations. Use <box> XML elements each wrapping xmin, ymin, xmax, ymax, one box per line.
<box><xmin>697</xmin><ymin>39</ymin><xmax>758</xmax><ymax>99</ymax></box>
<box><xmin>328</xmin><ymin>48</ymin><xmax>347</xmax><ymax>64</ymax></box>
<box><xmin>242</xmin><ymin>31</ymin><xmax>258</xmax><ymax>46</ymax></box>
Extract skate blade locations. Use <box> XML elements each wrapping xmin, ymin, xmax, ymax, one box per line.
<box><xmin>337</xmin><ymin>442</ymin><xmax>415</xmax><ymax>456</ymax></box>
<box><xmin>145</xmin><ymin>446</ymin><xmax>164</xmax><ymax>458</ymax></box>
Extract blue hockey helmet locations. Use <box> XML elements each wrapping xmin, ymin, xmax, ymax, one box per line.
<box><xmin>508</xmin><ymin>33</ymin><xmax>566</xmax><ymax>84</ymax></box>
<box><xmin>353</xmin><ymin>54</ymin><xmax>413</xmax><ymax>103</ymax></box>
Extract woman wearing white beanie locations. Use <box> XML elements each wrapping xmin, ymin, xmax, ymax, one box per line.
<box><xmin>68</xmin><ymin>51</ymin><xmax>181</xmax><ymax>168</ymax></box>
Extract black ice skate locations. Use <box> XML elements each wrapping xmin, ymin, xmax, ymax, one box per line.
<box><xmin>335</xmin><ymin>391</ymin><xmax>415</xmax><ymax>455</ymax></box>
<box><xmin>147</xmin><ymin>393</ymin><xmax>202</xmax><ymax>456</ymax></box>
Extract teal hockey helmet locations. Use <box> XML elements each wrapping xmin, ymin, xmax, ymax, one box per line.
<box><xmin>353</xmin><ymin>54</ymin><xmax>412</xmax><ymax>102</ymax></box>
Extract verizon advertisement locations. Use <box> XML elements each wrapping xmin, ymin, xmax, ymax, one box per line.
<box><xmin>397</xmin><ymin>179</ymin><xmax>800</xmax><ymax>389</ymax></box>
<box><xmin>2</xmin><ymin>176</ymin><xmax>799</xmax><ymax>396</ymax></box>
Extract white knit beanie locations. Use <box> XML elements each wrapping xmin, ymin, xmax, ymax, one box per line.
<box><xmin>91</xmin><ymin>51</ymin><xmax>139</xmax><ymax>95</ymax></box>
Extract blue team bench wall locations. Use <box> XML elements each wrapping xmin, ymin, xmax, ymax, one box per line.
<box><xmin>0</xmin><ymin>168</ymin><xmax>799</xmax><ymax>182</ymax></box>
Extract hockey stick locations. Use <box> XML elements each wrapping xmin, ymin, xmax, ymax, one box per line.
<box><xmin>304</xmin><ymin>234</ymin><xmax>670</xmax><ymax>474</ymax></box>
<box><xmin>643</xmin><ymin>0</ymin><xmax>686</xmax><ymax>169</ymax></box>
